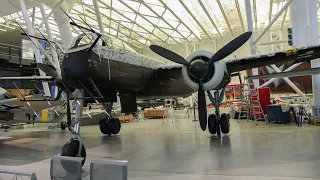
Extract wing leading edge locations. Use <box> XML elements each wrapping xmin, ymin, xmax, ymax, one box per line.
<box><xmin>245</xmin><ymin>67</ymin><xmax>320</xmax><ymax>80</ymax></box>
<box><xmin>227</xmin><ymin>45</ymin><xmax>320</xmax><ymax>73</ymax></box>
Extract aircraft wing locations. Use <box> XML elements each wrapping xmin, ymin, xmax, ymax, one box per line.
<box><xmin>0</xmin><ymin>95</ymin><xmax>62</xmax><ymax>114</ymax></box>
<box><xmin>226</xmin><ymin>45</ymin><xmax>320</xmax><ymax>73</ymax></box>
<box><xmin>0</xmin><ymin>76</ymin><xmax>53</xmax><ymax>81</ymax></box>
<box><xmin>245</xmin><ymin>67</ymin><xmax>320</xmax><ymax>80</ymax></box>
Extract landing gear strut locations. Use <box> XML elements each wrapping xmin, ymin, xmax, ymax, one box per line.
<box><xmin>60</xmin><ymin>89</ymin><xmax>86</xmax><ymax>168</ymax></box>
<box><xmin>207</xmin><ymin>88</ymin><xmax>230</xmax><ymax>136</ymax></box>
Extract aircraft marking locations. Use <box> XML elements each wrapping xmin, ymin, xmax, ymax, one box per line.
<box><xmin>286</xmin><ymin>48</ymin><xmax>298</xmax><ymax>56</ymax></box>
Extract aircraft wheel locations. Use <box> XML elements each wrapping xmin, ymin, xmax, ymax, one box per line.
<box><xmin>60</xmin><ymin>139</ymin><xmax>86</xmax><ymax>172</ymax></box>
<box><xmin>220</xmin><ymin>113</ymin><xmax>230</xmax><ymax>134</ymax></box>
<box><xmin>208</xmin><ymin>114</ymin><xmax>217</xmax><ymax>134</ymax></box>
<box><xmin>109</xmin><ymin>118</ymin><xmax>121</xmax><ymax>134</ymax></box>
<box><xmin>61</xmin><ymin>121</ymin><xmax>67</xmax><ymax>130</ymax></box>
<box><xmin>99</xmin><ymin>118</ymin><xmax>112</xmax><ymax>135</ymax></box>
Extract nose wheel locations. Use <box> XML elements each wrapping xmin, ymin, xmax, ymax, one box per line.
<box><xmin>60</xmin><ymin>138</ymin><xmax>86</xmax><ymax>172</ymax></box>
<box><xmin>207</xmin><ymin>88</ymin><xmax>230</xmax><ymax>136</ymax></box>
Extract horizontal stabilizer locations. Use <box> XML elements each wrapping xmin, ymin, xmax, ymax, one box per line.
<box><xmin>245</xmin><ymin>67</ymin><xmax>320</xmax><ymax>80</ymax></box>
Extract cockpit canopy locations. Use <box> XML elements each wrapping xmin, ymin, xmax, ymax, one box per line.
<box><xmin>69</xmin><ymin>33</ymin><xmax>137</xmax><ymax>53</ymax></box>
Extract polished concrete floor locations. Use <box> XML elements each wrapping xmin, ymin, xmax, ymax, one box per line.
<box><xmin>0</xmin><ymin>110</ymin><xmax>320</xmax><ymax>179</ymax></box>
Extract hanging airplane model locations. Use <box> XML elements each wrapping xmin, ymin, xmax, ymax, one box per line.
<box><xmin>3</xmin><ymin>17</ymin><xmax>320</xmax><ymax>166</ymax></box>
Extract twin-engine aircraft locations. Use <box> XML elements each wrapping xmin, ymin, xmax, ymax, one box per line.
<box><xmin>2</xmin><ymin>20</ymin><xmax>320</xmax><ymax>166</ymax></box>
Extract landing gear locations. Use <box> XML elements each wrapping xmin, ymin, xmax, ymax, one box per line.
<box><xmin>59</xmin><ymin>89</ymin><xmax>86</xmax><ymax>169</ymax></box>
<box><xmin>110</xmin><ymin>118</ymin><xmax>121</xmax><ymax>134</ymax></box>
<box><xmin>208</xmin><ymin>114</ymin><xmax>217</xmax><ymax>134</ymax></box>
<box><xmin>60</xmin><ymin>139</ymin><xmax>86</xmax><ymax>172</ymax></box>
<box><xmin>220</xmin><ymin>113</ymin><xmax>230</xmax><ymax>134</ymax></box>
<box><xmin>207</xmin><ymin>88</ymin><xmax>229</xmax><ymax>136</ymax></box>
<box><xmin>99</xmin><ymin>117</ymin><xmax>121</xmax><ymax>135</ymax></box>
<box><xmin>61</xmin><ymin>121</ymin><xmax>67</xmax><ymax>130</ymax></box>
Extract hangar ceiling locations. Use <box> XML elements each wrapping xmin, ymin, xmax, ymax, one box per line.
<box><xmin>0</xmin><ymin>0</ymin><xmax>316</xmax><ymax>51</ymax></box>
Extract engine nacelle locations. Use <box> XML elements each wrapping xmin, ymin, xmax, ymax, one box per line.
<box><xmin>182</xmin><ymin>51</ymin><xmax>227</xmax><ymax>91</ymax></box>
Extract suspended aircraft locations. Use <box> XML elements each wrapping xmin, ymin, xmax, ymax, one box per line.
<box><xmin>3</xmin><ymin>17</ymin><xmax>320</xmax><ymax>166</ymax></box>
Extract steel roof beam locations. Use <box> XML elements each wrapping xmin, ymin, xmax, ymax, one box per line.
<box><xmin>253</xmin><ymin>0</ymin><xmax>257</xmax><ymax>30</ymax></box>
<box><xmin>82</xmin><ymin>5</ymin><xmax>155</xmax><ymax>45</ymax></box>
<box><xmin>92</xmin><ymin>0</ymin><xmax>104</xmax><ymax>33</ymax></box>
<box><xmin>109</xmin><ymin>0</ymin><xmax>112</xmax><ymax>34</ymax></box>
<box><xmin>253</xmin><ymin>0</ymin><xmax>293</xmax><ymax>44</ymax></box>
<box><xmin>129</xmin><ymin>3</ymin><xmax>141</xmax><ymax>37</ymax></box>
<box><xmin>158</xmin><ymin>0</ymin><xmax>200</xmax><ymax>41</ymax></box>
<box><xmin>178</xmin><ymin>0</ymin><xmax>214</xmax><ymax>42</ymax></box>
<box><xmin>97</xmin><ymin>0</ymin><xmax>166</xmax><ymax>44</ymax></box>
<box><xmin>234</xmin><ymin>0</ymin><xmax>245</xmax><ymax>31</ymax></box>
<box><xmin>280</xmin><ymin>8</ymin><xmax>288</xmax><ymax>30</ymax></box>
<box><xmin>217</xmin><ymin>0</ymin><xmax>233</xmax><ymax>35</ymax></box>
<box><xmin>269</xmin><ymin>0</ymin><xmax>273</xmax><ymax>23</ymax></box>
<box><xmin>72</xmin><ymin>9</ymin><xmax>145</xmax><ymax>48</ymax></box>
<box><xmin>140</xmin><ymin>0</ymin><xmax>190</xmax><ymax>43</ymax></box>
<box><xmin>38</xmin><ymin>0</ymin><xmax>64</xmax><ymax>29</ymax></box>
<box><xmin>198</xmin><ymin>0</ymin><xmax>223</xmax><ymax>38</ymax></box>
<box><xmin>117</xmin><ymin>0</ymin><xmax>180</xmax><ymax>44</ymax></box>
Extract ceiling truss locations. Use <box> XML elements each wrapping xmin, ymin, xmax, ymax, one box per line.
<box><xmin>0</xmin><ymin>0</ymin><xmax>303</xmax><ymax>51</ymax></box>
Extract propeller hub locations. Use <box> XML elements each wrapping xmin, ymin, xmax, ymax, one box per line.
<box><xmin>188</xmin><ymin>59</ymin><xmax>209</xmax><ymax>79</ymax></box>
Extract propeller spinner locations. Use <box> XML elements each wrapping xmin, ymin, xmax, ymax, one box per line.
<box><xmin>150</xmin><ymin>31</ymin><xmax>252</xmax><ymax>131</ymax></box>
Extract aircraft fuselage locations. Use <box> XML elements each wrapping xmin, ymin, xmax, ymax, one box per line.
<box><xmin>61</xmin><ymin>49</ymin><xmax>194</xmax><ymax>101</ymax></box>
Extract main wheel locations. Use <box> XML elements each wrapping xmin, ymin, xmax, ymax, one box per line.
<box><xmin>208</xmin><ymin>114</ymin><xmax>217</xmax><ymax>134</ymax></box>
<box><xmin>60</xmin><ymin>139</ymin><xmax>86</xmax><ymax>172</ymax></box>
<box><xmin>99</xmin><ymin>118</ymin><xmax>111</xmax><ymax>135</ymax></box>
<box><xmin>61</xmin><ymin>121</ymin><xmax>67</xmax><ymax>130</ymax></box>
<box><xmin>109</xmin><ymin>118</ymin><xmax>121</xmax><ymax>134</ymax></box>
<box><xmin>220</xmin><ymin>113</ymin><xmax>230</xmax><ymax>134</ymax></box>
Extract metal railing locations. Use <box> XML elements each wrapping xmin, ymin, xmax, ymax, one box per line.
<box><xmin>0</xmin><ymin>169</ymin><xmax>37</xmax><ymax>180</ymax></box>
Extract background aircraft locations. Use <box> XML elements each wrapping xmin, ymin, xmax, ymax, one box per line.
<box><xmin>0</xmin><ymin>87</ymin><xmax>63</xmax><ymax>129</ymax></box>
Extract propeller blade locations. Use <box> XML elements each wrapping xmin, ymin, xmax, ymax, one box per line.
<box><xmin>150</xmin><ymin>45</ymin><xmax>190</xmax><ymax>66</ymax></box>
<box><xmin>198</xmin><ymin>80</ymin><xmax>207</xmax><ymax>131</ymax></box>
<box><xmin>208</xmin><ymin>31</ymin><xmax>252</xmax><ymax>65</ymax></box>
<box><xmin>37</xmin><ymin>63</ymin><xmax>60</xmax><ymax>79</ymax></box>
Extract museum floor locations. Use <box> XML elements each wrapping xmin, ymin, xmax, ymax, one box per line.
<box><xmin>0</xmin><ymin>110</ymin><xmax>320</xmax><ymax>180</ymax></box>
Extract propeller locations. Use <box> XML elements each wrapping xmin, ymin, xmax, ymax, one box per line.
<box><xmin>150</xmin><ymin>45</ymin><xmax>190</xmax><ymax>66</ymax></box>
<box><xmin>150</xmin><ymin>31</ymin><xmax>252</xmax><ymax>131</ymax></box>
<box><xmin>208</xmin><ymin>32</ymin><xmax>252</xmax><ymax>64</ymax></box>
<box><xmin>37</xmin><ymin>63</ymin><xmax>60</xmax><ymax>79</ymax></box>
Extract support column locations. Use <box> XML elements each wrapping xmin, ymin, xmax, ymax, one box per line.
<box><xmin>291</xmin><ymin>0</ymin><xmax>319</xmax><ymax>101</ymax></box>
<box><xmin>51</xmin><ymin>0</ymin><xmax>77</xmax><ymax>48</ymax></box>
<box><xmin>18</xmin><ymin>0</ymin><xmax>51</xmax><ymax>96</ymax></box>
<box><xmin>244</xmin><ymin>0</ymin><xmax>259</xmax><ymax>88</ymax></box>
<box><xmin>308</xmin><ymin>0</ymin><xmax>320</xmax><ymax>105</ymax></box>
<box><xmin>40</xmin><ymin>4</ymin><xmax>60</xmax><ymax>97</ymax></box>
<box><xmin>92</xmin><ymin>0</ymin><xmax>104</xmax><ymax>34</ymax></box>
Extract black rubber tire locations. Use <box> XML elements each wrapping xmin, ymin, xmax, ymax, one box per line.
<box><xmin>99</xmin><ymin>118</ymin><xmax>111</xmax><ymax>135</ymax></box>
<box><xmin>61</xmin><ymin>121</ymin><xmax>67</xmax><ymax>130</ymax></box>
<box><xmin>110</xmin><ymin>118</ymin><xmax>121</xmax><ymax>134</ymax></box>
<box><xmin>220</xmin><ymin>113</ymin><xmax>230</xmax><ymax>134</ymax></box>
<box><xmin>208</xmin><ymin>114</ymin><xmax>217</xmax><ymax>135</ymax></box>
<box><xmin>60</xmin><ymin>140</ymin><xmax>86</xmax><ymax>172</ymax></box>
